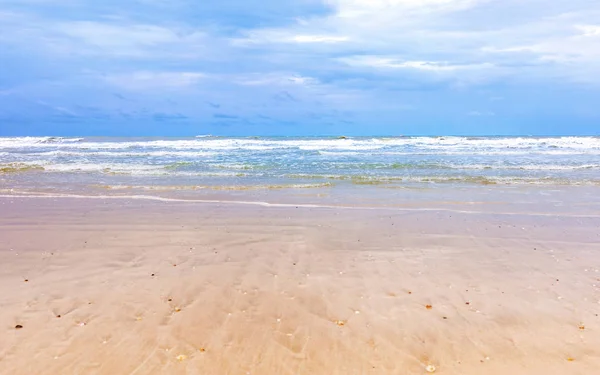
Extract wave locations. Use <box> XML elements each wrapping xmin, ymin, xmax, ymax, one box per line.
<box><xmin>2</xmin><ymin>136</ymin><xmax>599</xmax><ymax>152</ymax></box>
<box><xmin>92</xmin><ymin>182</ymin><xmax>333</xmax><ymax>191</ymax></box>
<box><xmin>319</xmin><ymin>162</ymin><xmax>600</xmax><ymax>171</ymax></box>
<box><xmin>16</xmin><ymin>150</ymin><xmax>217</xmax><ymax>158</ymax></box>
<box><xmin>454</xmin><ymin>164</ymin><xmax>600</xmax><ymax>171</ymax></box>
<box><xmin>0</xmin><ymin>163</ymin><xmax>45</xmax><ymax>173</ymax></box>
<box><xmin>0</xmin><ymin>161</ymin><xmax>243</xmax><ymax>176</ymax></box>
<box><xmin>0</xmin><ymin>137</ymin><xmax>84</xmax><ymax>147</ymax></box>
<box><xmin>37</xmin><ymin>136</ymin><xmax>84</xmax><ymax>144</ymax></box>
<box><xmin>3</xmin><ymin>158</ymin><xmax>598</xmax><ymax>178</ymax></box>
<box><xmin>286</xmin><ymin>173</ymin><xmax>600</xmax><ymax>186</ymax></box>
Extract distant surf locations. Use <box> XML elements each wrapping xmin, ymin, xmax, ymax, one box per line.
<box><xmin>1</xmin><ymin>136</ymin><xmax>599</xmax><ymax>197</ymax></box>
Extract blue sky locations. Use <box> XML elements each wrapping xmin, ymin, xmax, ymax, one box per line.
<box><xmin>1</xmin><ymin>0</ymin><xmax>599</xmax><ymax>136</ymax></box>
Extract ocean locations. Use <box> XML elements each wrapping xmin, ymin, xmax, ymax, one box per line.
<box><xmin>1</xmin><ymin>136</ymin><xmax>599</xmax><ymax>208</ymax></box>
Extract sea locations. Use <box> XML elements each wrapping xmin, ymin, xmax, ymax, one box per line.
<box><xmin>1</xmin><ymin>136</ymin><xmax>599</xmax><ymax>210</ymax></box>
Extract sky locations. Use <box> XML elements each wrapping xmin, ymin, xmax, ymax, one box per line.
<box><xmin>0</xmin><ymin>0</ymin><xmax>599</xmax><ymax>136</ymax></box>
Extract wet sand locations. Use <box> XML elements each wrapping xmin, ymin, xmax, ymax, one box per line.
<box><xmin>1</xmin><ymin>197</ymin><xmax>599</xmax><ymax>374</ymax></box>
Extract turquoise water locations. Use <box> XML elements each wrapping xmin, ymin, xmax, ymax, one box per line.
<box><xmin>1</xmin><ymin>136</ymin><xmax>600</xmax><ymax>197</ymax></box>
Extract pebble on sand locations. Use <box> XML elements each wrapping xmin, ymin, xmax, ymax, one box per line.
<box><xmin>176</xmin><ymin>354</ymin><xmax>187</xmax><ymax>361</ymax></box>
<box><xmin>15</xmin><ymin>324</ymin><xmax>23</xmax><ymax>329</ymax></box>
<box><xmin>425</xmin><ymin>305</ymin><xmax>433</xmax><ymax>310</ymax></box>
<box><xmin>425</xmin><ymin>364</ymin><xmax>436</xmax><ymax>373</ymax></box>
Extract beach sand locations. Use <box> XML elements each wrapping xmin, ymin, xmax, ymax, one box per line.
<box><xmin>1</xmin><ymin>197</ymin><xmax>599</xmax><ymax>374</ymax></box>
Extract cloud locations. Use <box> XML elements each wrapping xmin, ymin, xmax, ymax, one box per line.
<box><xmin>55</xmin><ymin>21</ymin><xmax>200</xmax><ymax>55</ymax></box>
<box><xmin>103</xmin><ymin>71</ymin><xmax>207</xmax><ymax>90</ymax></box>
<box><xmin>232</xmin><ymin>30</ymin><xmax>349</xmax><ymax>45</ymax></box>
<box><xmin>468</xmin><ymin>110</ymin><xmax>495</xmax><ymax>116</ymax></box>
<box><xmin>328</xmin><ymin>0</ymin><xmax>482</xmax><ymax>17</ymax></box>
<box><xmin>228</xmin><ymin>0</ymin><xmax>600</xmax><ymax>86</ymax></box>
<box><xmin>0</xmin><ymin>11</ymin><xmax>210</xmax><ymax>58</ymax></box>
<box><xmin>292</xmin><ymin>35</ymin><xmax>349</xmax><ymax>43</ymax></box>
<box><xmin>213</xmin><ymin>113</ymin><xmax>239</xmax><ymax>119</ymax></box>
<box><xmin>576</xmin><ymin>24</ymin><xmax>600</xmax><ymax>37</ymax></box>
<box><xmin>2</xmin><ymin>0</ymin><xmax>600</xmax><ymax>134</ymax></box>
<box><xmin>338</xmin><ymin>56</ymin><xmax>493</xmax><ymax>71</ymax></box>
<box><xmin>234</xmin><ymin>73</ymin><xmax>319</xmax><ymax>86</ymax></box>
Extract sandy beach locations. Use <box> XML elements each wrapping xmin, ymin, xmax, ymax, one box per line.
<box><xmin>1</xmin><ymin>196</ymin><xmax>599</xmax><ymax>374</ymax></box>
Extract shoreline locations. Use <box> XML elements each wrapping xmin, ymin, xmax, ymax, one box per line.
<box><xmin>1</xmin><ymin>189</ymin><xmax>600</xmax><ymax>218</ymax></box>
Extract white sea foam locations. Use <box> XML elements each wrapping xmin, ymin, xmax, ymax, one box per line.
<box><xmin>22</xmin><ymin>150</ymin><xmax>217</xmax><ymax>158</ymax></box>
<box><xmin>447</xmin><ymin>164</ymin><xmax>600</xmax><ymax>171</ymax></box>
<box><xmin>2</xmin><ymin>136</ymin><xmax>599</xmax><ymax>152</ymax></box>
<box><xmin>0</xmin><ymin>137</ymin><xmax>84</xmax><ymax>147</ymax></box>
<box><xmin>2</xmin><ymin>137</ymin><xmax>599</xmax><ymax>187</ymax></box>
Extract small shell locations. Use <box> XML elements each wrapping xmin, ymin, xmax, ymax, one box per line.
<box><xmin>176</xmin><ymin>354</ymin><xmax>187</xmax><ymax>361</ymax></box>
<box><xmin>425</xmin><ymin>364</ymin><xmax>436</xmax><ymax>373</ymax></box>
<box><xmin>334</xmin><ymin>320</ymin><xmax>345</xmax><ymax>326</ymax></box>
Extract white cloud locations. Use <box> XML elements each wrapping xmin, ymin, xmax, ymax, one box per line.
<box><xmin>0</xmin><ymin>12</ymin><xmax>209</xmax><ymax>58</ymax></box>
<box><xmin>339</xmin><ymin>56</ymin><xmax>493</xmax><ymax>71</ymax></box>
<box><xmin>57</xmin><ymin>21</ymin><xmax>182</xmax><ymax>47</ymax></box>
<box><xmin>292</xmin><ymin>35</ymin><xmax>349</xmax><ymax>43</ymax></box>
<box><xmin>576</xmin><ymin>24</ymin><xmax>600</xmax><ymax>37</ymax></box>
<box><xmin>481</xmin><ymin>22</ymin><xmax>600</xmax><ymax>71</ymax></box>
<box><xmin>329</xmin><ymin>0</ymin><xmax>482</xmax><ymax>16</ymax></box>
<box><xmin>234</xmin><ymin>73</ymin><xmax>319</xmax><ymax>86</ymax></box>
<box><xmin>55</xmin><ymin>21</ymin><xmax>207</xmax><ymax>57</ymax></box>
<box><xmin>232</xmin><ymin>30</ymin><xmax>349</xmax><ymax>45</ymax></box>
<box><xmin>225</xmin><ymin>0</ymin><xmax>600</xmax><ymax>85</ymax></box>
<box><xmin>468</xmin><ymin>110</ymin><xmax>495</xmax><ymax>116</ymax></box>
<box><xmin>104</xmin><ymin>71</ymin><xmax>207</xmax><ymax>90</ymax></box>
